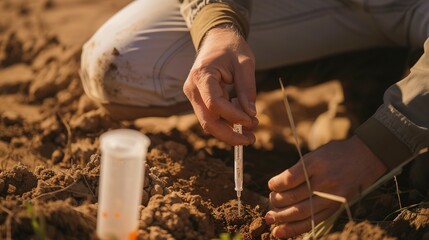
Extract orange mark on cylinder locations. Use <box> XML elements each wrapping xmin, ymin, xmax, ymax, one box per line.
<box><xmin>128</xmin><ymin>230</ymin><xmax>137</xmax><ymax>240</ymax></box>
<box><xmin>114</xmin><ymin>211</ymin><xmax>121</xmax><ymax>218</ymax></box>
<box><xmin>102</xmin><ymin>211</ymin><xmax>108</xmax><ymax>218</ymax></box>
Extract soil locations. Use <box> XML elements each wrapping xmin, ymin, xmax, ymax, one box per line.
<box><xmin>1</xmin><ymin>0</ymin><xmax>429</xmax><ymax>239</ymax></box>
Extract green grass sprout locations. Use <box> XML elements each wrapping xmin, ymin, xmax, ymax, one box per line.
<box><xmin>25</xmin><ymin>201</ymin><xmax>46</xmax><ymax>240</ymax></box>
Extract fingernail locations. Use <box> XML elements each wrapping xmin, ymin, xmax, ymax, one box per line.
<box><xmin>264</xmin><ymin>213</ymin><xmax>275</xmax><ymax>225</ymax></box>
<box><xmin>248</xmin><ymin>102</ymin><xmax>257</xmax><ymax>116</ymax></box>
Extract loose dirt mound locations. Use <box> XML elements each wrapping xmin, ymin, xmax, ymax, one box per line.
<box><xmin>1</xmin><ymin>0</ymin><xmax>429</xmax><ymax>239</ymax></box>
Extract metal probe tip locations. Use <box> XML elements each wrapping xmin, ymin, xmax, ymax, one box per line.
<box><xmin>237</xmin><ymin>196</ymin><xmax>242</xmax><ymax>216</ymax></box>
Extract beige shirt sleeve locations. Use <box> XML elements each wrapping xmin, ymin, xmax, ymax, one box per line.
<box><xmin>355</xmin><ymin>38</ymin><xmax>429</xmax><ymax>170</ymax></box>
<box><xmin>178</xmin><ymin>0</ymin><xmax>251</xmax><ymax>49</ymax></box>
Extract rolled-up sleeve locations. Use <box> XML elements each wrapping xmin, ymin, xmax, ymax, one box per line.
<box><xmin>179</xmin><ymin>0</ymin><xmax>251</xmax><ymax>49</ymax></box>
<box><xmin>355</xmin><ymin>38</ymin><xmax>429</xmax><ymax>170</ymax></box>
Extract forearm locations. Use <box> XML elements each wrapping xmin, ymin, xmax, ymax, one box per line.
<box><xmin>355</xmin><ymin>38</ymin><xmax>429</xmax><ymax>170</ymax></box>
<box><xmin>178</xmin><ymin>0</ymin><xmax>251</xmax><ymax>49</ymax></box>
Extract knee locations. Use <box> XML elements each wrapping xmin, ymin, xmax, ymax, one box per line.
<box><xmin>80</xmin><ymin>39</ymin><xmax>125</xmax><ymax>106</ymax></box>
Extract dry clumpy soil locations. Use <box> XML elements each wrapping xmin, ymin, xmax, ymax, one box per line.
<box><xmin>1</xmin><ymin>0</ymin><xmax>429</xmax><ymax>239</ymax></box>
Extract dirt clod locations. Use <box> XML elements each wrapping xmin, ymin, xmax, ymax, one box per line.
<box><xmin>249</xmin><ymin>217</ymin><xmax>268</xmax><ymax>238</ymax></box>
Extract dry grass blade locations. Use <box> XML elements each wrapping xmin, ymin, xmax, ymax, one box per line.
<box><xmin>279</xmin><ymin>78</ymin><xmax>315</xmax><ymax>239</ymax></box>
<box><xmin>304</xmin><ymin>147</ymin><xmax>429</xmax><ymax>239</ymax></box>
<box><xmin>279</xmin><ymin>80</ymin><xmax>303</xmax><ymax>158</ymax></box>
<box><xmin>313</xmin><ymin>191</ymin><xmax>352</xmax><ymax>221</ymax></box>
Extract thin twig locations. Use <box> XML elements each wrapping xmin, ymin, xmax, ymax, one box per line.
<box><xmin>279</xmin><ymin>78</ymin><xmax>315</xmax><ymax>239</ymax></box>
<box><xmin>393</xmin><ymin>176</ymin><xmax>402</xmax><ymax>209</ymax></box>
<box><xmin>383</xmin><ymin>201</ymin><xmax>429</xmax><ymax>221</ymax></box>
<box><xmin>35</xmin><ymin>181</ymin><xmax>78</xmax><ymax>200</ymax></box>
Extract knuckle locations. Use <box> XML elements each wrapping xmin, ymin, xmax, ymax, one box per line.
<box><xmin>190</xmin><ymin>66</ymin><xmax>216</xmax><ymax>82</ymax></box>
<box><xmin>182</xmin><ymin>81</ymin><xmax>192</xmax><ymax>97</ymax></box>
<box><xmin>275</xmin><ymin>212</ymin><xmax>288</xmax><ymax>223</ymax></box>
<box><xmin>293</xmin><ymin>205</ymin><xmax>307</xmax><ymax>219</ymax></box>
<box><xmin>189</xmin><ymin>67</ymin><xmax>204</xmax><ymax>78</ymax></box>
<box><xmin>269</xmin><ymin>192</ymin><xmax>281</xmax><ymax>207</ymax></box>
<box><xmin>204</xmin><ymin>97</ymin><xmax>218</xmax><ymax>112</ymax></box>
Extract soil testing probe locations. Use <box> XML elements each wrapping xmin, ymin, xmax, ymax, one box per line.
<box><xmin>233</xmin><ymin>123</ymin><xmax>243</xmax><ymax>216</ymax></box>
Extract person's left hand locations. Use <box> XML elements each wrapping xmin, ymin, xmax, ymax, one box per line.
<box><xmin>265</xmin><ymin>135</ymin><xmax>387</xmax><ymax>238</ymax></box>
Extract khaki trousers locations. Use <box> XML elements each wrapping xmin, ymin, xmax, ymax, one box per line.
<box><xmin>80</xmin><ymin>0</ymin><xmax>429</xmax><ymax>119</ymax></box>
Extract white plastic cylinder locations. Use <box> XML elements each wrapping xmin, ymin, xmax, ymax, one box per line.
<box><xmin>97</xmin><ymin>129</ymin><xmax>150</xmax><ymax>240</ymax></box>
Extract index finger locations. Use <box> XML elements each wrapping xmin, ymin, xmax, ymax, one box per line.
<box><xmin>234</xmin><ymin>58</ymin><xmax>257</xmax><ymax>117</ymax></box>
<box><xmin>268</xmin><ymin>160</ymin><xmax>307</xmax><ymax>192</ymax></box>
<box><xmin>195</xmin><ymin>73</ymin><xmax>252</xmax><ymax>127</ymax></box>
<box><xmin>187</xmin><ymin>84</ymin><xmax>253</xmax><ymax>145</ymax></box>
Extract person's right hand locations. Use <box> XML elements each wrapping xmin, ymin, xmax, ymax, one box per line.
<box><xmin>183</xmin><ymin>26</ymin><xmax>258</xmax><ymax>145</ymax></box>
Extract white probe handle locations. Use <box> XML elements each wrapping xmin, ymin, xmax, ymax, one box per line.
<box><xmin>233</xmin><ymin>124</ymin><xmax>243</xmax><ymax>194</ymax></box>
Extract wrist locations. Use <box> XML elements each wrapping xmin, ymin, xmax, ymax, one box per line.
<box><xmin>199</xmin><ymin>24</ymin><xmax>242</xmax><ymax>51</ymax></box>
<box><xmin>351</xmin><ymin>135</ymin><xmax>387</xmax><ymax>179</ymax></box>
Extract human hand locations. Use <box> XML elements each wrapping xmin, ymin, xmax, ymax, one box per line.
<box><xmin>265</xmin><ymin>135</ymin><xmax>387</xmax><ymax>238</ymax></box>
<box><xmin>183</xmin><ymin>26</ymin><xmax>258</xmax><ymax>146</ymax></box>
